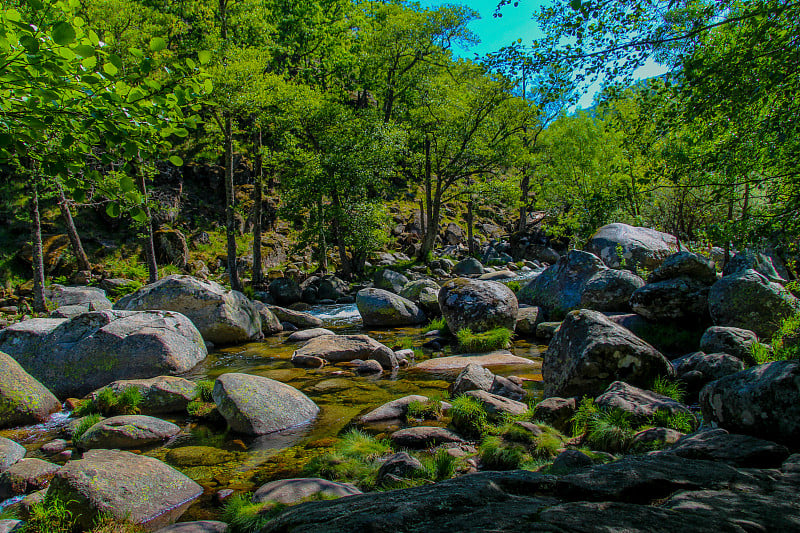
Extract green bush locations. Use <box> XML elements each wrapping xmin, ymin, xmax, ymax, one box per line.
<box><xmin>71</xmin><ymin>414</ymin><xmax>103</xmax><ymax>442</ymax></box>
<box><xmin>336</xmin><ymin>429</ymin><xmax>392</xmax><ymax>460</ymax></box>
<box><xmin>456</xmin><ymin>327</ymin><xmax>512</xmax><ymax>352</ymax></box>
<box><xmin>105</xmin><ymin>280</ymin><xmax>143</xmax><ymax>300</ymax></box>
<box><xmin>449</xmin><ymin>395</ymin><xmax>488</xmax><ymax>437</ymax></box>
<box><xmin>504</xmin><ymin>280</ymin><xmax>522</xmax><ymax>293</ymax></box>
<box><xmin>586</xmin><ymin>408</ymin><xmax>635</xmax><ymax>453</ymax></box>
<box><xmin>22</xmin><ymin>495</ymin><xmax>72</xmax><ymax>533</ymax></box>
<box><xmin>427</xmin><ymin>448</ymin><xmax>457</xmax><ymax>481</ymax></box>
<box><xmin>303</xmin><ymin>430</ymin><xmax>393</xmax><ymax>490</ymax></box>
<box><xmin>570</xmin><ymin>397</ymin><xmax>600</xmax><ymax>437</ymax></box>
<box><xmin>193</xmin><ymin>380</ymin><xmax>215</xmax><ymax>403</ymax></box>
<box><xmin>648</xmin><ymin>409</ymin><xmax>697</xmax><ymax>434</ymax></box>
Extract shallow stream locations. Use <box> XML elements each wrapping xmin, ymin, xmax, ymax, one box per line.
<box><xmin>0</xmin><ymin>304</ymin><xmax>546</xmax><ymax>520</ymax></box>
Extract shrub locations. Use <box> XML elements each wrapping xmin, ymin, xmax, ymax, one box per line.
<box><xmin>303</xmin><ymin>430</ymin><xmax>393</xmax><ymax>490</ymax></box>
<box><xmin>429</xmin><ymin>448</ymin><xmax>457</xmax><ymax>481</ymax></box>
<box><xmin>648</xmin><ymin>409</ymin><xmax>697</xmax><ymax>433</ymax></box>
<box><xmin>72</xmin><ymin>414</ymin><xmax>103</xmax><ymax>442</ymax></box>
<box><xmin>651</xmin><ymin>376</ymin><xmax>686</xmax><ymax>403</ymax></box>
<box><xmin>449</xmin><ymin>395</ymin><xmax>488</xmax><ymax>437</ymax></box>
<box><xmin>504</xmin><ymin>280</ymin><xmax>522</xmax><ymax>293</ymax></box>
<box><xmin>456</xmin><ymin>327</ymin><xmax>512</xmax><ymax>352</ymax></box>
<box><xmin>423</xmin><ymin>317</ymin><xmax>449</xmax><ymax>334</ymax></box>
<box><xmin>570</xmin><ymin>397</ymin><xmax>600</xmax><ymax>437</ymax></box>
<box><xmin>586</xmin><ymin>408</ymin><xmax>635</xmax><ymax>453</ymax></box>
<box><xmin>337</xmin><ymin>429</ymin><xmax>392</xmax><ymax>460</ymax></box>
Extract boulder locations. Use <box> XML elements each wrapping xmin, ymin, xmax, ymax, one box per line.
<box><xmin>99</xmin><ymin>376</ymin><xmax>197</xmax><ymax>414</ymax></box>
<box><xmin>293</xmin><ymin>334</ymin><xmax>397</xmax><ymax>370</ymax></box>
<box><xmin>672</xmin><ymin>351</ymin><xmax>745</xmax><ymax>395</ymax></box>
<box><xmin>543</xmin><ymin>309</ymin><xmax>674</xmax><ymax>398</ymax></box>
<box><xmin>0</xmin><ymin>437</ymin><xmax>25</xmax><ymax>473</ymax></box>
<box><xmin>76</xmin><ymin>414</ymin><xmax>180</xmax><ymax>449</ymax></box>
<box><xmin>213</xmin><ymin>373</ymin><xmax>319</xmax><ymax>436</ymax></box>
<box><xmin>373</xmin><ymin>270</ymin><xmax>409</xmax><ymax>294</ymax></box>
<box><xmin>0</xmin><ymin>351</ymin><xmax>61</xmax><ymax>428</ymax></box>
<box><xmin>532</xmin><ymin>397</ymin><xmax>577</xmax><ymax>433</ymax></box>
<box><xmin>700</xmin><ymin>360</ymin><xmax>800</xmax><ymax>443</ymax></box>
<box><xmin>723</xmin><ymin>249</ymin><xmax>788</xmax><ymax>284</ymax></box>
<box><xmin>584</xmin><ymin>223</ymin><xmax>679</xmax><ymax>271</ymax></box>
<box><xmin>286</xmin><ymin>328</ymin><xmax>336</xmax><ymax>343</ymax></box>
<box><xmin>450</xmin><ymin>258</ymin><xmax>483</xmax><ymax>276</ymax></box>
<box><xmin>666</xmin><ymin>429</ymin><xmax>789</xmax><ymax>468</ymax></box>
<box><xmin>514</xmin><ymin>306</ymin><xmax>542</xmax><ymax>336</ymax></box>
<box><xmin>316</xmin><ymin>276</ymin><xmax>349</xmax><ymax>301</ymax></box>
<box><xmin>2</xmin><ymin>310</ymin><xmax>206</xmax><ymax>398</ymax></box>
<box><xmin>648</xmin><ymin>252</ymin><xmax>717</xmax><ymax>285</ymax></box>
<box><xmin>629</xmin><ymin>277</ymin><xmax>710</xmax><ymax>322</ymax></box>
<box><xmin>399</xmin><ymin>279</ymin><xmax>440</xmax><ymax>303</ymax></box>
<box><xmin>631</xmin><ymin>427</ymin><xmax>684</xmax><ymax>449</ymax></box>
<box><xmin>579</xmin><ymin>269</ymin><xmax>645</xmax><ymax>312</ymax></box>
<box><xmin>451</xmin><ymin>364</ymin><xmax>495</xmax><ymax>396</ymax></box>
<box><xmin>44</xmin><ymin>285</ymin><xmax>112</xmax><ymax>310</ymax></box>
<box><xmin>252</xmin><ymin>301</ymin><xmax>283</xmax><ymax>335</ymax></box>
<box><xmin>535</xmin><ymin>321</ymin><xmax>561</xmax><ymax>340</ymax></box>
<box><xmin>155</xmin><ymin>522</ymin><xmax>228</xmax><ymax>533</ymax></box>
<box><xmin>154</xmin><ymin>228</ymin><xmax>189</xmax><ymax>268</ymax></box>
<box><xmin>389</xmin><ymin>427</ymin><xmax>465</xmax><ymax>448</ymax></box>
<box><xmin>699</xmin><ymin>326</ymin><xmax>758</xmax><ymax>365</ymax></box>
<box><xmin>115</xmin><ymin>275</ymin><xmax>262</xmax><ymax>344</ymax></box>
<box><xmin>438</xmin><ymin>278</ymin><xmax>518</xmax><ymax>333</ymax></box>
<box><xmin>463</xmin><ymin>390</ymin><xmax>528</xmax><ymax>418</ymax></box>
<box><xmin>269</xmin><ymin>306</ymin><xmax>324</xmax><ymax>329</ymax></box>
<box><xmin>48</xmin><ymin>449</ymin><xmax>202</xmax><ymax>530</ymax></box>
<box><xmin>479</xmin><ymin>270</ymin><xmax>517</xmax><ymax>281</ymax></box>
<box><xmin>355</xmin><ymin>359</ymin><xmax>383</xmax><ymax>375</ymax></box>
<box><xmin>550</xmin><ymin>450</ymin><xmax>594</xmax><ymax>473</ymax></box>
<box><xmin>0</xmin><ymin>520</ymin><xmax>22</xmax><ymax>533</ymax></box>
<box><xmin>359</xmin><ymin>395</ymin><xmax>431</xmax><ymax>424</ymax></box>
<box><xmin>356</xmin><ymin>288</ymin><xmax>426</xmax><ymax>327</ymax></box>
<box><xmin>417</xmin><ymin>288</ymin><xmax>441</xmax><ymax>317</ymax></box>
<box><xmin>708</xmin><ymin>269</ymin><xmax>799</xmax><ymax>338</ymax></box>
<box><xmin>443</xmin><ymin>223</ymin><xmax>464</xmax><ymax>245</ymax></box>
<box><xmin>269</xmin><ymin>277</ymin><xmax>302</xmax><ymax>306</ymax></box>
<box><xmin>0</xmin><ymin>458</ymin><xmax>60</xmax><ymax>499</ymax></box>
<box><xmin>377</xmin><ymin>452</ymin><xmax>425</xmax><ymax>482</ymax></box>
<box><xmin>413</xmin><ymin>350</ymin><xmax>535</xmax><ymax>372</ymax></box>
<box><xmin>0</xmin><ymin>318</ymin><xmax>66</xmax><ymax>359</ymax></box>
<box><xmin>594</xmin><ymin>381</ymin><xmax>694</xmax><ymax>427</ymax></box>
<box><xmin>252</xmin><ymin>478</ymin><xmax>361</xmax><ymax>505</ymax></box>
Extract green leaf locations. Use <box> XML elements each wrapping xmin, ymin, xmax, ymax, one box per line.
<box><xmin>103</xmin><ymin>62</ymin><xmax>118</xmax><ymax>76</ymax></box>
<box><xmin>130</xmin><ymin>207</ymin><xmax>147</xmax><ymax>222</ymax></box>
<box><xmin>198</xmin><ymin>50</ymin><xmax>212</xmax><ymax>65</ymax></box>
<box><xmin>149</xmin><ymin>37</ymin><xmax>166</xmax><ymax>52</ymax></box>
<box><xmin>81</xmin><ymin>55</ymin><xmax>97</xmax><ymax>70</ymax></box>
<box><xmin>0</xmin><ymin>134</ymin><xmax>11</xmax><ymax>147</ymax></box>
<box><xmin>61</xmin><ymin>134</ymin><xmax>74</xmax><ymax>148</ymax></box>
<box><xmin>120</xmin><ymin>175</ymin><xmax>135</xmax><ymax>192</ymax></box>
<box><xmin>106</xmin><ymin>202</ymin><xmax>121</xmax><ymax>218</ymax></box>
<box><xmin>570</xmin><ymin>0</ymin><xmax>582</xmax><ymax>10</ymax></box>
<box><xmin>52</xmin><ymin>21</ymin><xmax>77</xmax><ymax>46</ymax></box>
<box><xmin>5</xmin><ymin>9</ymin><xmax>21</xmax><ymax>22</ymax></box>
<box><xmin>203</xmin><ymin>79</ymin><xmax>213</xmax><ymax>93</ymax></box>
<box><xmin>73</xmin><ymin>44</ymin><xmax>94</xmax><ymax>57</ymax></box>
<box><xmin>19</xmin><ymin>35</ymin><xmax>39</xmax><ymax>53</ymax></box>
<box><xmin>168</xmin><ymin>155</ymin><xmax>184</xmax><ymax>166</ymax></box>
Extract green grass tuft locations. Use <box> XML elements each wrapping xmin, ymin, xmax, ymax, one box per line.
<box><xmin>570</xmin><ymin>397</ymin><xmax>600</xmax><ymax>437</ymax></box>
<box><xmin>651</xmin><ymin>376</ymin><xmax>686</xmax><ymax>403</ymax></box>
<box><xmin>22</xmin><ymin>495</ymin><xmax>73</xmax><ymax>533</ymax></box>
<box><xmin>479</xmin><ymin>435</ymin><xmax>527</xmax><ymax>470</ymax></box>
<box><xmin>423</xmin><ymin>317</ymin><xmax>450</xmax><ymax>334</ymax></box>
<box><xmin>221</xmin><ymin>494</ymin><xmax>278</xmax><ymax>533</ymax></box>
<box><xmin>72</xmin><ymin>413</ymin><xmax>103</xmax><ymax>442</ymax></box>
<box><xmin>456</xmin><ymin>327</ymin><xmax>513</xmax><ymax>352</ymax></box>
<box><xmin>586</xmin><ymin>408</ymin><xmax>635</xmax><ymax>453</ymax></box>
<box><xmin>449</xmin><ymin>395</ymin><xmax>488</xmax><ymax>437</ymax></box>
<box><xmin>194</xmin><ymin>380</ymin><xmax>215</xmax><ymax>403</ymax></box>
<box><xmin>406</xmin><ymin>399</ymin><xmax>443</xmax><ymax>421</ymax></box>
<box><xmin>648</xmin><ymin>409</ymin><xmax>697</xmax><ymax>433</ymax></box>
<box><xmin>74</xmin><ymin>386</ymin><xmax>141</xmax><ymax>417</ymax></box>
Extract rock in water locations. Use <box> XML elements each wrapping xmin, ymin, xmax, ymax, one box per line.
<box><xmin>76</xmin><ymin>415</ymin><xmax>180</xmax><ymax>449</ymax></box>
<box><xmin>700</xmin><ymin>360</ymin><xmax>800</xmax><ymax>444</ymax></box>
<box><xmin>99</xmin><ymin>376</ymin><xmax>197</xmax><ymax>414</ymax></box>
<box><xmin>543</xmin><ymin>309</ymin><xmax>674</xmax><ymax>398</ymax></box>
<box><xmin>0</xmin><ymin>351</ymin><xmax>61</xmax><ymax>428</ymax></box>
<box><xmin>2</xmin><ymin>310</ymin><xmax>206</xmax><ymax>398</ymax></box>
<box><xmin>292</xmin><ymin>334</ymin><xmax>398</xmax><ymax>370</ymax></box>
<box><xmin>708</xmin><ymin>269</ymin><xmax>799</xmax><ymax>338</ymax></box>
<box><xmin>584</xmin><ymin>223</ymin><xmax>679</xmax><ymax>271</ymax></box>
<box><xmin>356</xmin><ymin>288</ymin><xmax>426</xmax><ymax>327</ymax></box>
<box><xmin>438</xmin><ymin>278</ymin><xmax>518</xmax><ymax>333</ymax></box>
<box><xmin>48</xmin><ymin>449</ymin><xmax>202</xmax><ymax>531</ymax></box>
<box><xmin>212</xmin><ymin>373</ymin><xmax>319</xmax><ymax>436</ymax></box>
<box><xmin>115</xmin><ymin>275</ymin><xmax>262</xmax><ymax>344</ymax></box>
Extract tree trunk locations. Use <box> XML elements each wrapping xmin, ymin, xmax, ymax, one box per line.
<box><xmin>30</xmin><ymin>176</ymin><xmax>47</xmax><ymax>312</ymax></box>
<box><xmin>317</xmin><ymin>198</ymin><xmax>328</xmax><ymax>273</ymax></box>
<box><xmin>518</xmin><ymin>173</ymin><xmax>530</xmax><ymax>233</ymax></box>
<box><xmin>331</xmin><ymin>191</ymin><xmax>351</xmax><ymax>278</ymax></box>
<box><xmin>418</xmin><ymin>135</ymin><xmax>436</xmax><ymax>260</ymax></box>
<box><xmin>467</xmin><ymin>196</ymin><xmax>475</xmax><ymax>257</ymax></box>
<box><xmin>252</xmin><ymin>127</ymin><xmax>263</xmax><ymax>286</ymax></box>
<box><xmin>57</xmin><ymin>183</ymin><xmax>91</xmax><ymax>272</ymax></box>
<box><xmin>418</xmin><ymin>199</ymin><xmax>425</xmax><ymax>235</ymax></box>
<box><xmin>224</xmin><ymin>112</ymin><xmax>242</xmax><ymax>291</ymax></box>
<box><xmin>135</xmin><ymin>156</ymin><xmax>158</xmax><ymax>283</ymax></box>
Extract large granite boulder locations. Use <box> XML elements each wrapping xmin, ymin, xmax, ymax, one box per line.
<box><xmin>356</xmin><ymin>288</ymin><xmax>426</xmax><ymax>327</ymax></box>
<box><xmin>708</xmin><ymin>269</ymin><xmax>799</xmax><ymax>338</ymax></box>
<box><xmin>438</xmin><ymin>278</ymin><xmax>518</xmax><ymax>333</ymax></box>
<box><xmin>48</xmin><ymin>449</ymin><xmax>202</xmax><ymax>530</ymax></box>
<box><xmin>594</xmin><ymin>381</ymin><xmax>694</xmax><ymax>426</ymax></box>
<box><xmin>665</xmin><ymin>428</ymin><xmax>789</xmax><ymax>468</ymax></box>
<box><xmin>399</xmin><ymin>279</ymin><xmax>440</xmax><ymax>303</ymax></box>
<box><xmin>0</xmin><ymin>351</ymin><xmax>61</xmax><ymax>428</ymax></box>
<box><xmin>115</xmin><ymin>275</ymin><xmax>262</xmax><ymax>344</ymax></box>
<box><xmin>252</xmin><ymin>300</ymin><xmax>284</xmax><ymax>335</ymax></box>
<box><xmin>0</xmin><ymin>437</ymin><xmax>25</xmax><ymax>473</ymax></box>
<box><xmin>0</xmin><ymin>458</ymin><xmax>60</xmax><ymax>499</ymax></box>
<box><xmin>76</xmin><ymin>415</ymin><xmax>180</xmax><ymax>449</ymax></box>
<box><xmin>629</xmin><ymin>277</ymin><xmax>710</xmax><ymax>322</ymax></box>
<box><xmin>543</xmin><ymin>309</ymin><xmax>674</xmax><ymax>398</ymax></box>
<box><xmin>373</xmin><ymin>270</ymin><xmax>410</xmax><ymax>294</ymax></box>
<box><xmin>584</xmin><ymin>223</ymin><xmax>679</xmax><ymax>271</ymax></box>
<box><xmin>452</xmin><ymin>258</ymin><xmax>485</xmax><ymax>276</ymax></box>
<box><xmin>699</xmin><ymin>326</ymin><xmax>758</xmax><ymax>365</ymax></box>
<box><xmin>700</xmin><ymin>360</ymin><xmax>800</xmax><ymax>443</ymax></box>
<box><xmin>359</xmin><ymin>395</ymin><xmax>430</xmax><ymax>424</ymax></box>
<box><xmin>517</xmin><ymin>251</ymin><xmax>642</xmax><ymax>320</ymax></box>
<box><xmin>648</xmin><ymin>252</ymin><xmax>717</xmax><ymax>285</ymax></box>
<box><xmin>292</xmin><ymin>334</ymin><xmax>397</xmax><ymax>370</ymax></box>
<box><xmin>269</xmin><ymin>305</ymin><xmax>324</xmax><ymax>329</ymax></box>
<box><xmin>315</xmin><ymin>276</ymin><xmax>350</xmax><ymax>301</ymax></box>
<box><xmin>269</xmin><ymin>277</ymin><xmax>302</xmax><ymax>306</ymax></box>
<box><xmin>1</xmin><ymin>310</ymin><xmax>206</xmax><ymax>398</ymax></box>
<box><xmin>0</xmin><ymin>318</ymin><xmax>65</xmax><ymax>359</ymax></box>
<box><xmin>45</xmin><ymin>285</ymin><xmax>112</xmax><ymax>312</ymax></box>
<box><xmin>99</xmin><ymin>376</ymin><xmax>197</xmax><ymax>414</ymax></box>
<box><xmin>673</xmin><ymin>351</ymin><xmax>745</xmax><ymax>396</ymax></box>
<box><xmin>212</xmin><ymin>373</ymin><xmax>319</xmax><ymax>436</ymax></box>
<box><xmin>253</xmin><ymin>478</ymin><xmax>361</xmax><ymax>505</ymax></box>
<box><xmin>723</xmin><ymin>249</ymin><xmax>788</xmax><ymax>284</ymax></box>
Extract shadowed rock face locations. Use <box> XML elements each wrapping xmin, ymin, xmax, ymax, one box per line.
<box><xmin>356</xmin><ymin>288</ymin><xmax>426</xmax><ymax>327</ymax></box>
<box><xmin>0</xmin><ymin>310</ymin><xmax>207</xmax><ymax>398</ymax></box>
<box><xmin>0</xmin><ymin>351</ymin><xmax>61</xmax><ymax>429</ymax></box>
<box><xmin>48</xmin><ymin>449</ymin><xmax>202</xmax><ymax>531</ymax></box>
<box><xmin>115</xmin><ymin>274</ymin><xmax>262</xmax><ymax>344</ymax></box>
<box><xmin>212</xmin><ymin>373</ymin><xmax>319</xmax><ymax>436</ymax></box>
<box><xmin>438</xmin><ymin>278</ymin><xmax>518</xmax><ymax>333</ymax></box>
<box><xmin>543</xmin><ymin>309</ymin><xmax>674</xmax><ymax>398</ymax></box>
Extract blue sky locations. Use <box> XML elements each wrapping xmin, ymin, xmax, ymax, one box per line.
<box><xmin>419</xmin><ymin>0</ymin><xmax>668</xmax><ymax>108</ymax></box>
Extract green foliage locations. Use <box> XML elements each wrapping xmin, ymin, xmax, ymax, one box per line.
<box><xmin>651</xmin><ymin>376</ymin><xmax>686</xmax><ymax>403</ymax></box>
<box><xmin>456</xmin><ymin>327</ymin><xmax>513</xmax><ymax>352</ymax></box>
<box><xmin>104</xmin><ymin>280</ymin><xmax>143</xmax><ymax>300</ymax></box>
<box><xmin>648</xmin><ymin>410</ymin><xmax>697</xmax><ymax>434</ymax></box>
<box><xmin>570</xmin><ymin>397</ymin><xmax>600</xmax><ymax>437</ymax></box>
<box><xmin>194</xmin><ymin>380</ymin><xmax>216</xmax><ymax>403</ymax></box>
<box><xmin>449</xmin><ymin>395</ymin><xmax>488</xmax><ymax>437</ymax></box>
<box><xmin>770</xmin><ymin>311</ymin><xmax>800</xmax><ymax>361</ymax></box>
<box><xmin>303</xmin><ymin>430</ymin><xmax>392</xmax><ymax>490</ymax></box>
<box><xmin>406</xmin><ymin>399</ymin><xmax>443</xmax><ymax>422</ymax></box>
<box><xmin>71</xmin><ymin>414</ymin><xmax>103</xmax><ymax>442</ymax></box>
<box><xmin>503</xmin><ymin>280</ymin><xmax>522</xmax><ymax>293</ymax></box>
<box><xmin>479</xmin><ymin>435</ymin><xmax>527</xmax><ymax>470</ymax></box>
<box><xmin>423</xmin><ymin>317</ymin><xmax>450</xmax><ymax>334</ymax></box>
<box><xmin>22</xmin><ymin>495</ymin><xmax>72</xmax><ymax>533</ymax></box>
<box><xmin>73</xmin><ymin>386</ymin><xmax>141</xmax><ymax>417</ymax></box>
<box><xmin>426</xmin><ymin>448</ymin><xmax>458</xmax><ymax>482</ymax></box>
<box><xmin>221</xmin><ymin>494</ymin><xmax>279</xmax><ymax>533</ymax></box>
<box><xmin>751</xmin><ymin>342</ymin><xmax>775</xmax><ymax>365</ymax></box>
<box><xmin>585</xmin><ymin>408</ymin><xmax>635</xmax><ymax>453</ymax></box>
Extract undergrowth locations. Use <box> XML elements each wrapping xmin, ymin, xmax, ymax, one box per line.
<box><xmin>423</xmin><ymin>317</ymin><xmax>449</xmax><ymax>334</ymax></box>
<box><xmin>71</xmin><ymin>413</ymin><xmax>103</xmax><ymax>442</ymax></box>
<box><xmin>73</xmin><ymin>387</ymin><xmax>141</xmax><ymax>417</ymax></box>
<box><xmin>449</xmin><ymin>395</ymin><xmax>488</xmax><ymax>437</ymax></box>
<box><xmin>456</xmin><ymin>327</ymin><xmax>512</xmax><ymax>352</ymax></box>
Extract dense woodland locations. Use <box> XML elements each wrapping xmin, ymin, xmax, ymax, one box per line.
<box><xmin>0</xmin><ymin>0</ymin><xmax>798</xmax><ymax>308</ymax></box>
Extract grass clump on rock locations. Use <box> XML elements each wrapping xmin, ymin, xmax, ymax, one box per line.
<box><xmin>752</xmin><ymin>310</ymin><xmax>800</xmax><ymax>363</ymax></box>
<box><xmin>479</xmin><ymin>435</ymin><xmax>527</xmax><ymax>470</ymax></box>
<box><xmin>456</xmin><ymin>327</ymin><xmax>512</xmax><ymax>352</ymax></box>
<box><xmin>406</xmin><ymin>399</ymin><xmax>444</xmax><ymax>422</ymax></box>
<box><xmin>21</xmin><ymin>495</ymin><xmax>146</xmax><ymax>533</ymax></box>
<box><xmin>423</xmin><ymin>317</ymin><xmax>450</xmax><ymax>334</ymax></box>
<box><xmin>650</xmin><ymin>376</ymin><xmax>686</xmax><ymax>402</ymax></box>
<box><xmin>449</xmin><ymin>395</ymin><xmax>488</xmax><ymax>437</ymax></box>
<box><xmin>73</xmin><ymin>387</ymin><xmax>141</xmax><ymax>417</ymax></box>
<box><xmin>303</xmin><ymin>429</ymin><xmax>393</xmax><ymax>490</ymax></box>
<box><xmin>71</xmin><ymin>413</ymin><xmax>103</xmax><ymax>442</ymax></box>
<box><xmin>222</xmin><ymin>493</ymin><xmax>286</xmax><ymax>533</ymax></box>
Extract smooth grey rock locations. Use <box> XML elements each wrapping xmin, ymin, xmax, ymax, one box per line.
<box><xmin>584</xmin><ymin>223</ymin><xmax>679</xmax><ymax>271</ymax></box>
<box><xmin>286</xmin><ymin>328</ymin><xmax>335</xmax><ymax>343</ymax></box>
<box><xmin>253</xmin><ymin>478</ymin><xmax>361</xmax><ymax>505</ymax></box>
<box><xmin>377</xmin><ymin>452</ymin><xmax>425</xmax><ymax>482</ymax></box>
<box><xmin>399</xmin><ymin>279</ymin><xmax>440</xmax><ymax>303</ymax></box>
<box><xmin>0</xmin><ymin>351</ymin><xmax>61</xmax><ymax>428</ymax></box>
<box><xmin>723</xmin><ymin>249</ymin><xmax>787</xmax><ymax>284</ymax></box>
<box><xmin>76</xmin><ymin>415</ymin><xmax>180</xmax><ymax>449</ymax></box>
<box><xmin>515</xmin><ymin>306</ymin><xmax>542</xmax><ymax>336</ymax></box>
<box><xmin>356</xmin><ymin>288</ymin><xmax>426</xmax><ymax>327</ymax></box>
<box><xmin>648</xmin><ymin>252</ymin><xmax>717</xmax><ymax>285</ymax></box>
<box><xmin>463</xmin><ymin>390</ymin><xmax>528</xmax><ymax>418</ymax></box>
<box><xmin>594</xmin><ymin>381</ymin><xmax>694</xmax><ymax>427</ymax></box>
<box><xmin>98</xmin><ymin>376</ymin><xmax>197</xmax><ymax>414</ymax></box>
<box><xmin>269</xmin><ymin>277</ymin><xmax>302</xmax><ymax>306</ymax></box>
<box><xmin>270</xmin><ymin>305</ymin><xmax>324</xmax><ymax>329</ymax></box>
<box><xmin>0</xmin><ymin>318</ymin><xmax>65</xmax><ymax>360</ymax></box>
<box><xmin>699</xmin><ymin>326</ymin><xmax>758</xmax><ymax>365</ymax></box>
<box><xmin>630</xmin><ymin>277</ymin><xmax>710</xmax><ymax>322</ymax></box>
<box><xmin>673</xmin><ymin>351</ymin><xmax>745</xmax><ymax>394</ymax></box>
<box><xmin>0</xmin><ymin>437</ymin><xmax>25</xmax><ymax>472</ymax></box>
<box><xmin>452</xmin><ymin>258</ymin><xmax>485</xmax><ymax>276</ymax></box>
<box><xmin>252</xmin><ymin>300</ymin><xmax>283</xmax><ymax>335</ymax></box>
<box><xmin>451</xmin><ymin>364</ymin><xmax>495</xmax><ymax>395</ymax></box>
<box><xmin>532</xmin><ymin>397</ymin><xmax>577</xmax><ymax>433</ymax></box>
<box><xmin>359</xmin><ymin>395</ymin><xmax>430</xmax><ymax>424</ymax></box>
<box><xmin>666</xmin><ymin>428</ymin><xmax>789</xmax><ymax>468</ymax></box>
<box><xmin>293</xmin><ymin>334</ymin><xmax>397</xmax><ymax>370</ymax></box>
<box><xmin>390</xmin><ymin>427</ymin><xmax>465</xmax><ymax>448</ymax></box>
<box><xmin>373</xmin><ymin>270</ymin><xmax>409</xmax><ymax>294</ymax></box>
<box><xmin>438</xmin><ymin>278</ymin><xmax>518</xmax><ymax>333</ymax></box>
<box><xmin>0</xmin><ymin>458</ymin><xmax>59</xmax><ymax>499</ymax></box>
<box><xmin>45</xmin><ymin>284</ymin><xmax>112</xmax><ymax>310</ymax></box>
<box><xmin>580</xmin><ymin>269</ymin><xmax>645</xmax><ymax>312</ymax></box>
